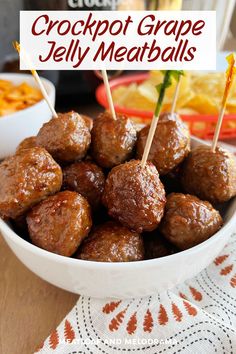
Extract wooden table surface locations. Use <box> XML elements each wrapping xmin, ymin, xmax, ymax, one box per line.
<box><xmin>0</xmin><ymin>236</ymin><xmax>78</xmax><ymax>354</ymax></box>
<box><xmin>0</xmin><ymin>108</ymin><xmax>235</xmax><ymax>354</ymax></box>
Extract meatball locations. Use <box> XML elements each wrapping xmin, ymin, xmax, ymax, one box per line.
<box><xmin>181</xmin><ymin>145</ymin><xmax>236</xmax><ymax>204</ymax></box>
<box><xmin>91</xmin><ymin>112</ymin><xmax>137</xmax><ymax>168</ymax></box>
<box><xmin>36</xmin><ymin>111</ymin><xmax>91</xmax><ymax>163</ymax></box>
<box><xmin>76</xmin><ymin>221</ymin><xmax>144</xmax><ymax>262</ymax></box>
<box><xmin>0</xmin><ymin>147</ymin><xmax>62</xmax><ymax>219</ymax></box>
<box><xmin>160</xmin><ymin>193</ymin><xmax>223</xmax><ymax>250</ymax></box>
<box><xmin>63</xmin><ymin>161</ymin><xmax>105</xmax><ymax>209</ymax></box>
<box><xmin>27</xmin><ymin>191</ymin><xmax>92</xmax><ymax>257</ymax></box>
<box><xmin>16</xmin><ymin>136</ymin><xmax>38</xmax><ymax>153</ymax></box>
<box><xmin>102</xmin><ymin>160</ymin><xmax>166</xmax><ymax>232</ymax></box>
<box><xmin>136</xmin><ymin>113</ymin><xmax>190</xmax><ymax>175</ymax></box>
<box><xmin>81</xmin><ymin>114</ymin><xmax>93</xmax><ymax>131</ymax></box>
<box><xmin>144</xmin><ymin>231</ymin><xmax>177</xmax><ymax>260</ymax></box>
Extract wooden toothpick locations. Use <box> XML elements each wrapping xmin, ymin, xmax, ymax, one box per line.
<box><xmin>101</xmin><ymin>70</ymin><xmax>116</xmax><ymax>120</ymax></box>
<box><xmin>211</xmin><ymin>107</ymin><xmax>225</xmax><ymax>152</ymax></box>
<box><xmin>13</xmin><ymin>41</ymin><xmax>58</xmax><ymax>119</ymax></box>
<box><xmin>141</xmin><ymin>70</ymin><xmax>184</xmax><ymax>168</ymax></box>
<box><xmin>212</xmin><ymin>53</ymin><xmax>236</xmax><ymax>152</ymax></box>
<box><xmin>140</xmin><ymin>113</ymin><xmax>160</xmax><ymax>168</ymax></box>
<box><xmin>141</xmin><ymin>70</ymin><xmax>172</xmax><ymax>168</ymax></box>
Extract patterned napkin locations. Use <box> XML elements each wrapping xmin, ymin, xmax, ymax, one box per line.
<box><xmin>36</xmin><ymin>142</ymin><xmax>236</xmax><ymax>354</ymax></box>
<box><xmin>36</xmin><ymin>233</ymin><xmax>236</xmax><ymax>354</ymax></box>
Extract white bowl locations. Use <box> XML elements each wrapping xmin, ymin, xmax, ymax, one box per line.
<box><xmin>0</xmin><ymin>138</ymin><xmax>236</xmax><ymax>299</ymax></box>
<box><xmin>0</xmin><ymin>73</ymin><xmax>55</xmax><ymax>159</ymax></box>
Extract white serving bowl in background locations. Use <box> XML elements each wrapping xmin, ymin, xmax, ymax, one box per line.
<box><xmin>0</xmin><ymin>73</ymin><xmax>55</xmax><ymax>159</ymax></box>
<box><xmin>0</xmin><ymin>138</ymin><xmax>236</xmax><ymax>299</ymax></box>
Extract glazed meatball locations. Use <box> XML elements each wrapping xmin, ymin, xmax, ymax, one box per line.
<box><xmin>77</xmin><ymin>221</ymin><xmax>144</xmax><ymax>262</ymax></box>
<box><xmin>0</xmin><ymin>147</ymin><xmax>62</xmax><ymax>219</ymax></box>
<box><xmin>36</xmin><ymin>111</ymin><xmax>91</xmax><ymax>163</ymax></box>
<box><xmin>81</xmin><ymin>114</ymin><xmax>93</xmax><ymax>131</ymax></box>
<box><xmin>160</xmin><ymin>193</ymin><xmax>223</xmax><ymax>250</ymax></box>
<box><xmin>91</xmin><ymin>112</ymin><xmax>137</xmax><ymax>168</ymax></box>
<box><xmin>102</xmin><ymin>160</ymin><xmax>166</xmax><ymax>232</ymax></box>
<box><xmin>16</xmin><ymin>136</ymin><xmax>38</xmax><ymax>153</ymax></box>
<box><xmin>136</xmin><ymin>113</ymin><xmax>190</xmax><ymax>175</ymax></box>
<box><xmin>144</xmin><ymin>231</ymin><xmax>176</xmax><ymax>260</ymax></box>
<box><xmin>63</xmin><ymin>161</ymin><xmax>105</xmax><ymax>209</ymax></box>
<box><xmin>181</xmin><ymin>145</ymin><xmax>236</xmax><ymax>204</ymax></box>
<box><xmin>27</xmin><ymin>191</ymin><xmax>92</xmax><ymax>257</ymax></box>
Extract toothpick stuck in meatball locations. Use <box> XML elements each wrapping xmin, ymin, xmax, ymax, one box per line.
<box><xmin>136</xmin><ymin>112</ymin><xmax>190</xmax><ymax>175</ymax></box>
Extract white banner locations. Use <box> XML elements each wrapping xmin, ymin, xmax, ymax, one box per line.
<box><xmin>20</xmin><ymin>11</ymin><xmax>216</xmax><ymax>70</ymax></box>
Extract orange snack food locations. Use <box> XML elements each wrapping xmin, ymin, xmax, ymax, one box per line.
<box><xmin>0</xmin><ymin>79</ymin><xmax>43</xmax><ymax>117</ymax></box>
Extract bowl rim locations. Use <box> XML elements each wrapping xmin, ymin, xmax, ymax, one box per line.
<box><xmin>0</xmin><ymin>72</ymin><xmax>55</xmax><ymax>121</ymax></box>
<box><xmin>1</xmin><ymin>162</ymin><xmax>236</xmax><ymax>270</ymax></box>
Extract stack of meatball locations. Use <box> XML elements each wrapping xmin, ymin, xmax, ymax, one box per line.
<box><xmin>0</xmin><ymin>110</ymin><xmax>235</xmax><ymax>262</ymax></box>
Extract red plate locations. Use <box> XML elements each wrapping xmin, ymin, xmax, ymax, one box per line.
<box><xmin>96</xmin><ymin>73</ymin><xmax>236</xmax><ymax>140</ymax></box>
